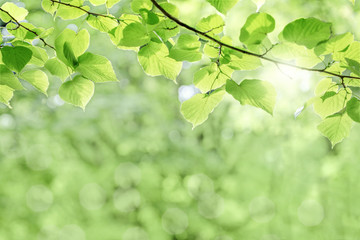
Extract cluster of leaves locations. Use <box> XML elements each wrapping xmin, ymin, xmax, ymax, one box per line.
<box><xmin>0</xmin><ymin>1</ymin><xmax>118</xmax><ymax>110</ymax></box>
<box><xmin>0</xmin><ymin>0</ymin><xmax>359</xmax><ymax>145</ymax></box>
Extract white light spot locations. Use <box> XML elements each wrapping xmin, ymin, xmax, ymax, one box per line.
<box><xmin>54</xmin><ymin>94</ymin><xmax>65</xmax><ymax>106</ymax></box>
<box><xmin>114</xmin><ymin>162</ymin><xmax>141</xmax><ymax>188</ymax></box>
<box><xmin>15</xmin><ymin>2</ymin><xmax>26</xmax><ymax>8</ymax></box>
<box><xmin>294</xmin><ymin>106</ymin><xmax>305</xmax><ymax>119</ymax></box>
<box><xmin>1</xmin><ymin>28</ymin><xmax>12</xmax><ymax>37</ymax></box>
<box><xmin>113</xmin><ymin>188</ymin><xmax>141</xmax><ymax>212</ymax></box>
<box><xmin>79</xmin><ymin>183</ymin><xmax>106</xmax><ymax>210</ymax></box>
<box><xmin>32</xmin><ymin>39</ymin><xmax>40</xmax><ymax>46</ymax></box>
<box><xmin>123</xmin><ymin>227</ymin><xmax>148</xmax><ymax>240</ymax></box>
<box><xmin>26</xmin><ymin>185</ymin><xmax>53</xmax><ymax>212</ymax></box>
<box><xmin>300</xmin><ymin>78</ymin><xmax>311</xmax><ymax>92</ymax></box>
<box><xmin>161</xmin><ymin>208</ymin><xmax>188</xmax><ymax>235</ymax></box>
<box><xmin>178</xmin><ymin>85</ymin><xmax>200</xmax><ymax>102</ymax></box>
<box><xmin>0</xmin><ymin>114</ymin><xmax>15</xmax><ymax>129</ymax></box>
<box><xmin>252</xmin><ymin>0</ymin><xmax>265</xmax><ymax>12</ymax></box>
<box><xmin>298</xmin><ymin>200</ymin><xmax>324</xmax><ymax>226</ymax></box>
<box><xmin>185</xmin><ymin>173</ymin><xmax>214</xmax><ymax>199</ymax></box>
<box><xmin>198</xmin><ymin>193</ymin><xmax>224</xmax><ymax>219</ymax></box>
<box><xmin>66</xmin><ymin>24</ymin><xmax>78</xmax><ymax>32</ymax></box>
<box><xmin>249</xmin><ymin>196</ymin><xmax>275</xmax><ymax>223</ymax></box>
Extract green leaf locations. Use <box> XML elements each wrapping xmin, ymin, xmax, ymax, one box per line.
<box><xmin>1</xmin><ymin>46</ymin><xmax>32</xmax><ymax>73</ymax></box>
<box><xmin>0</xmin><ymin>64</ymin><xmax>23</xmax><ymax>90</ymax></box>
<box><xmin>346</xmin><ymin>97</ymin><xmax>360</xmax><ymax>122</ymax></box>
<box><xmin>154</xmin><ymin>19</ymin><xmax>179</xmax><ymax>41</ymax></box>
<box><xmin>45</xmin><ymin>58</ymin><xmax>69</xmax><ymax>82</ymax></box>
<box><xmin>196</xmin><ymin>14</ymin><xmax>224</xmax><ymax>36</ymax></box>
<box><xmin>6</xmin><ymin>22</ymin><xmax>37</xmax><ymax>40</ymax></box>
<box><xmin>157</xmin><ymin>2</ymin><xmax>179</xmax><ymax>17</ymax></box>
<box><xmin>169</xmin><ymin>34</ymin><xmax>202</xmax><ymax>62</ymax></box>
<box><xmin>240</xmin><ymin>12</ymin><xmax>275</xmax><ymax>46</ymax></box>
<box><xmin>0</xmin><ymin>2</ymin><xmax>28</xmax><ymax>22</ymax></box>
<box><xmin>226</xmin><ymin>79</ymin><xmax>276</xmax><ymax>115</ymax></box>
<box><xmin>181</xmin><ymin>89</ymin><xmax>225</xmax><ymax>128</ymax></box>
<box><xmin>342</xmin><ymin>42</ymin><xmax>360</xmax><ymax>64</ymax></box>
<box><xmin>226</xmin><ymin>51</ymin><xmax>262</xmax><ymax>70</ymax></box>
<box><xmin>205</xmin><ymin>0</ymin><xmax>239</xmax><ymax>14</ymax></box>
<box><xmin>138</xmin><ymin>41</ymin><xmax>182</xmax><ymax>81</ymax></box>
<box><xmin>108</xmin><ymin>14</ymin><xmax>142</xmax><ymax>50</ymax></box>
<box><xmin>314</xmin><ymin>32</ymin><xmax>354</xmax><ymax>56</ymax></box>
<box><xmin>318</xmin><ymin>111</ymin><xmax>353</xmax><ymax>147</ymax></box>
<box><xmin>20</xmin><ymin>69</ymin><xmax>49</xmax><ymax>95</ymax></box>
<box><xmin>77</xmin><ymin>52</ymin><xmax>118</xmax><ymax>83</ymax></box>
<box><xmin>59</xmin><ymin>75</ymin><xmax>95</xmax><ymax>109</ymax></box>
<box><xmin>120</xmin><ymin>22</ymin><xmax>151</xmax><ymax>47</ymax></box>
<box><xmin>55</xmin><ymin>0</ymin><xmax>91</xmax><ymax>20</ymax></box>
<box><xmin>89</xmin><ymin>0</ymin><xmax>106</xmax><ymax>6</ymax></box>
<box><xmin>0</xmin><ymin>84</ymin><xmax>14</xmax><ymax>108</ymax></box>
<box><xmin>169</xmin><ymin>49</ymin><xmax>202</xmax><ymax>62</ymax></box>
<box><xmin>313</xmin><ymin>89</ymin><xmax>351</xmax><ymax>118</ymax></box>
<box><xmin>194</xmin><ymin>63</ymin><xmax>234</xmax><ymax>93</ymax></box>
<box><xmin>139</xmin><ymin>9</ymin><xmax>159</xmax><ymax>25</ymax></box>
<box><xmin>314</xmin><ymin>78</ymin><xmax>338</xmax><ymax>97</ymax></box>
<box><xmin>106</xmin><ymin>0</ymin><xmax>121</xmax><ymax>8</ymax></box>
<box><xmin>282</xmin><ymin>18</ymin><xmax>332</xmax><ymax>49</ymax></box>
<box><xmin>345</xmin><ymin>58</ymin><xmax>360</xmax><ymax>76</ymax></box>
<box><xmin>41</xmin><ymin>0</ymin><xmax>59</xmax><ymax>14</ymax></box>
<box><xmin>12</xmin><ymin>41</ymin><xmax>49</xmax><ymax>67</ymax></box>
<box><xmin>63</xmin><ymin>42</ymin><xmax>78</xmax><ymax>68</ymax></box>
<box><xmin>87</xmin><ymin>15</ymin><xmax>118</xmax><ymax>32</ymax></box>
<box><xmin>271</xmin><ymin>42</ymin><xmax>323</xmax><ymax>68</ymax></box>
<box><xmin>131</xmin><ymin>0</ymin><xmax>152</xmax><ymax>13</ymax></box>
<box><xmin>55</xmin><ymin>28</ymin><xmax>90</xmax><ymax>67</ymax></box>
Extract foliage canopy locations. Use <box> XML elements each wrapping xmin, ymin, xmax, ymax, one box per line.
<box><xmin>0</xmin><ymin>0</ymin><xmax>359</xmax><ymax>146</ymax></box>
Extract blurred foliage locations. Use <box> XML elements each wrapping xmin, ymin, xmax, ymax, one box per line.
<box><xmin>1</xmin><ymin>0</ymin><xmax>360</xmax><ymax>239</ymax></box>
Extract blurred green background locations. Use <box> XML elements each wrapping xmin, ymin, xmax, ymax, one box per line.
<box><xmin>1</xmin><ymin>0</ymin><xmax>360</xmax><ymax>239</ymax></box>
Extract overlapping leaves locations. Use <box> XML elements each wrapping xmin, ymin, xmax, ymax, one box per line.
<box><xmin>1</xmin><ymin>0</ymin><xmax>360</xmax><ymax>146</ymax></box>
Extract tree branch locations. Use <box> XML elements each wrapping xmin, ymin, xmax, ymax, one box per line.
<box><xmin>150</xmin><ymin>0</ymin><xmax>360</xmax><ymax>81</ymax></box>
<box><xmin>0</xmin><ymin>8</ymin><xmax>55</xmax><ymax>50</ymax></box>
<box><xmin>50</xmin><ymin>0</ymin><xmax>120</xmax><ymax>21</ymax></box>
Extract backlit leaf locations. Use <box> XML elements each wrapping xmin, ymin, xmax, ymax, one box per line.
<box><xmin>0</xmin><ymin>84</ymin><xmax>14</xmax><ymax>108</ymax></box>
<box><xmin>318</xmin><ymin>111</ymin><xmax>353</xmax><ymax>147</ymax></box>
<box><xmin>138</xmin><ymin>41</ymin><xmax>182</xmax><ymax>81</ymax></box>
<box><xmin>205</xmin><ymin>0</ymin><xmax>239</xmax><ymax>14</ymax></box>
<box><xmin>226</xmin><ymin>79</ymin><xmax>276</xmax><ymax>115</ymax></box>
<box><xmin>181</xmin><ymin>88</ymin><xmax>225</xmax><ymax>128</ymax></box>
<box><xmin>20</xmin><ymin>69</ymin><xmax>49</xmax><ymax>95</ymax></box>
<box><xmin>77</xmin><ymin>52</ymin><xmax>118</xmax><ymax>83</ymax></box>
<box><xmin>59</xmin><ymin>75</ymin><xmax>95</xmax><ymax>109</ymax></box>
<box><xmin>240</xmin><ymin>12</ymin><xmax>275</xmax><ymax>46</ymax></box>
<box><xmin>282</xmin><ymin>18</ymin><xmax>332</xmax><ymax>49</ymax></box>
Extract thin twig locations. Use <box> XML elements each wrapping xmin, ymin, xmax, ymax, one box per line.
<box><xmin>0</xmin><ymin>8</ymin><xmax>55</xmax><ymax>50</ymax></box>
<box><xmin>50</xmin><ymin>0</ymin><xmax>120</xmax><ymax>22</ymax></box>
